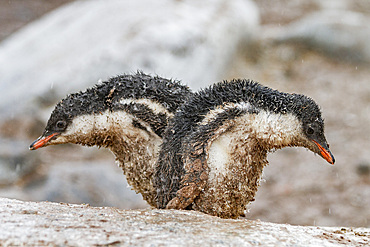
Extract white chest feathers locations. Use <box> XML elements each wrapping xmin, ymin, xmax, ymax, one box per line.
<box><xmin>208</xmin><ymin>132</ymin><xmax>234</xmax><ymax>180</ymax></box>
<box><xmin>206</xmin><ymin>109</ymin><xmax>302</xmax><ymax>185</ymax></box>
<box><xmin>61</xmin><ymin>109</ymin><xmax>162</xmax><ymax>149</ymax></box>
<box><xmin>68</xmin><ymin>111</ymin><xmax>136</xmax><ymax>136</ymax></box>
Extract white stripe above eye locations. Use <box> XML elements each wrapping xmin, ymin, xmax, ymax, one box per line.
<box><xmin>120</xmin><ymin>98</ymin><xmax>173</xmax><ymax>117</ymax></box>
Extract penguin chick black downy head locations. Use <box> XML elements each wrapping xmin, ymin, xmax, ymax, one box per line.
<box><xmin>154</xmin><ymin>79</ymin><xmax>334</xmax><ymax>218</ymax></box>
<box><xmin>30</xmin><ymin>72</ymin><xmax>192</xmax><ymax>206</ymax></box>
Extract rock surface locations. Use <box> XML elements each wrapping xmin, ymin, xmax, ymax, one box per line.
<box><xmin>0</xmin><ymin>159</ymin><xmax>148</xmax><ymax>210</ymax></box>
<box><xmin>276</xmin><ymin>10</ymin><xmax>370</xmax><ymax>63</ymax></box>
<box><xmin>0</xmin><ymin>0</ymin><xmax>258</xmax><ymax>118</ymax></box>
<box><xmin>0</xmin><ymin>198</ymin><xmax>369</xmax><ymax>246</ymax></box>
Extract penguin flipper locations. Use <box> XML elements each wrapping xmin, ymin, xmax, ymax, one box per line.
<box><xmin>166</xmin><ymin>147</ymin><xmax>209</xmax><ymax>209</ymax></box>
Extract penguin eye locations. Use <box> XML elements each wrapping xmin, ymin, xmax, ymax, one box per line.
<box><xmin>56</xmin><ymin>120</ymin><xmax>66</xmax><ymax>129</ymax></box>
<box><xmin>306</xmin><ymin>127</ymin><xmax>314</xmax><ymax>135</ymax></box>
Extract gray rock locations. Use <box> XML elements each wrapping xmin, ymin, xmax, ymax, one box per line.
<box><xmin>0</xmin><ymin>0</ymin><xmax>259</xmax><ymax>119</ymax></box>
<box><xmin>276</xmin><ymin>10</ymin><xmax>370</xmax><ymax>63</ymax></box>
<box><xmin>0</xmin><ymin>139</ymin><xmax>40</xmax><ymax>186</ymax></box>
<box><xmin>0</xmin><ymin>159</ymin><xmax>148</xmax><ymax>210</ymax></box>
<box><xmin>0</xmin><ymin>198</ymin><xmax>368</xmax><ymax>246</ymax></box>
<box><xmin>41</xmin><ymin>161</ymin><xmax>149</xmax><ymax>209</ymax></box>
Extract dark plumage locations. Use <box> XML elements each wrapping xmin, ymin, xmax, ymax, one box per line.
<box><xmin>30</xmin><ymin>72</ymin><xmax>192</xmax><ymax>206</ymax></box>
<box><xmin>154</xmin><ymin>79</ymin><xmax>334</xmax><ymax>218</ymax></box>
<box><xmin>37</xmin><ymin>72</ymin><xmax>191</xmax><ymax>140</ymax></box>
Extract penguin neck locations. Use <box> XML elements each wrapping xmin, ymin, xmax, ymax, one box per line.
<box><xmin>247</xmin><ymin>110</ymin><xmax>303</xmax><ymax>150</ymax></box>
<box><xmin>64</xmin><ymin>109</ymin><xmax>162</xmax><ymax>206</ymax></box>
<box><xmin>207</xmin><ymin>109</ymin><xmax>303</xmax><ymax>167</ymax></box>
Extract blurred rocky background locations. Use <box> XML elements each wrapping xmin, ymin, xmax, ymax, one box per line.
<box><xmin>0</xmin><ymin>0</ymin><xmax>369</xmax><ymax>228</ymax></box>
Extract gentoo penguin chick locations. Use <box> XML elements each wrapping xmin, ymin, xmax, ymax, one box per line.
<box><xmin>29</xmin><ymin>72</ymin><xmax>192</xmax><ymax>207</ymax></box>
<box><xmin>154</xmin><ymin>79</ymin><xmax>335</xmax><ymax>218</ymax></box>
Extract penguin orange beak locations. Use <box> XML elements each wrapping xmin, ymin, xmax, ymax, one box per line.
<box><xmin>312</xmin><ymin>140</ymin><xmax>335</xmax><ymax>165</ymax></box>
<box><xmin>29</xmin><ymin>132</ymin><xmax>59</xmax><ymax>150</ymax></box>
